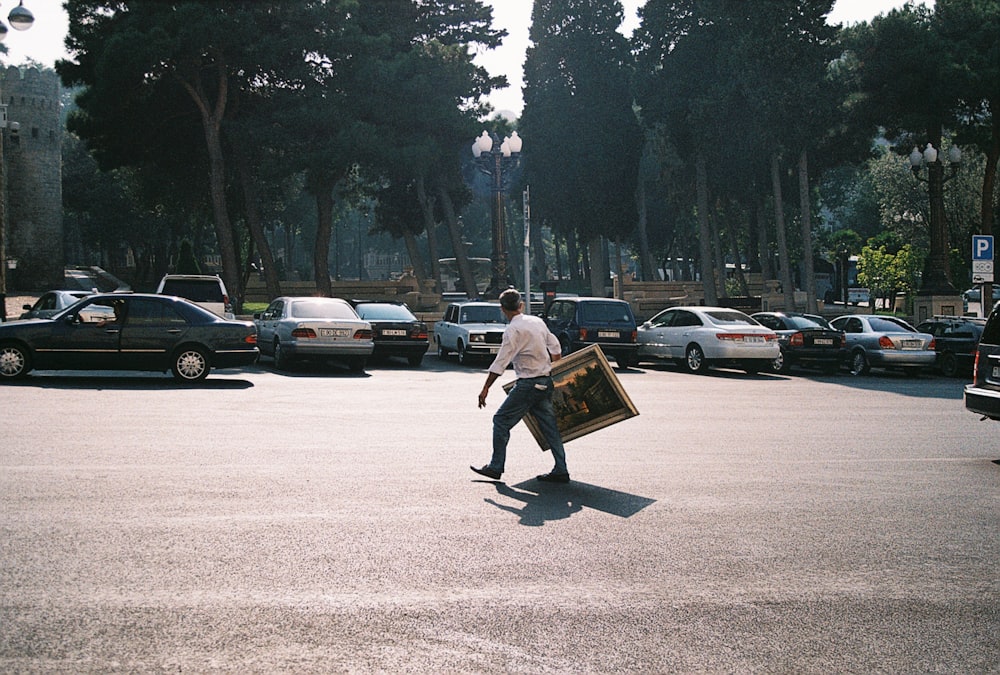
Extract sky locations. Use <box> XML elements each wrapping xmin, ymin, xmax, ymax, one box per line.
<box><xmin>0</xmin><ymin>0</ymin><xmax>930</xmax><ymax>118</ymax></box>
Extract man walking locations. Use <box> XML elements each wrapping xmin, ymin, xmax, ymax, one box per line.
<box><xmin>471</xmin><ymin>288</ymin><xmax>570</xmax><ymax>483</ymax></box>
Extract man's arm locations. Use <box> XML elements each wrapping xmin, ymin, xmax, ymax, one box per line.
<box><xmin>478</xmin><ymin>371</ymin><xmax>500</xmax><ymax>408</ymax></box>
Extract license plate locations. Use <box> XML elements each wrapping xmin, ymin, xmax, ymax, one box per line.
<box><xmin>744</xmin><ymin>335</ymin><xmax>764</xmax><ymax>343</ymax></box>
<box><xmin>993</xmin><ymin>366</ymin><xmax>1000</xmax><ymax>378</ymax></box>
<box><xmin>814</xmin><ymin>338</ymin><xmax>833</xmax><ymax>346</ymax></box>
<box><xmin>598</xmin><ymin>331</ymin><xmax>619</xmax><ymax>339</ymax></box>
<box><xmin>901</xmin><ymin>340</ymin><xmax>921</xmax><ymax>349</ymax></box>
<box><xmin>320</xmin><ymin>328</ymin><xmax>349</xmax><ymax>337</ymax></box>
<box><xmin>382</xmin><ymin>329</ymin><xmax>406</xmax><ymax>336</ymax></box>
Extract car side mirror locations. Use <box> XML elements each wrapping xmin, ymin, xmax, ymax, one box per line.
<box><xmin>253</xmin><ymin>312</ymin><xmax>261</xmax><ymax>319</ymax></box>
<box><xmin>22</xmin><ymin>304</ymin><xmax>31</xmax><ymax>311</ymax></box>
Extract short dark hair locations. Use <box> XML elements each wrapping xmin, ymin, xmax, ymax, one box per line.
<box><xmin>499</xmin><ymin>288</ymin><xmax>521</xmax><ymax>311</ymax></box>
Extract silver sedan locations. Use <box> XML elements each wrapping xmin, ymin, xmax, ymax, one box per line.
<box><xmin>637</xmin><ymin>306</ymin><xmax>779</xmax><ymax>374</ymax></box>
<box><xmin>829</xmin><ymin>314</ymin><xmax>936</xmax><ymax>376</ymax></box>
<box><xmin>254</xmin><ymin>296</ymin><xmax>373</xmax><ymax>372</ymax></box>
<box><xmin>19</xmin><ymin>290</ymin><xmax>94</xmax><ymax>320</ymax></box>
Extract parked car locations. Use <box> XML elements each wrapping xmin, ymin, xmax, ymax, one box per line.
<box><xmin>350</xmin><ymin>300</ymin><xmax>429</xmax><ymax>367</ymax></box>
<box><xmin>255</xmin><ymin>296</ymin><xmax>373</xmax><ymax>372</ymax></box>
<box><xmin>0</xmin><ymin>293</ymin><xmax>258</xmax><ymax>382</ymax></box>
<box><xmin>636</xmin><ymin>306</ymin><xmax>779</xmax><ymax>374</ymax></box>
<box><xmin>156</xmin><ymin>274</ymin><xmax>233</xmax><ymax>319</ymax></box>
<box><xmin>434</xmin><ymin>301</ymin><xmax>506</xmax><ymax>365</ymax></box>
<box><xmin>19</xmin><ymin>290</ymin><xmax>95</xmax><ymax>320</ymax></box>
<box><xmin>915</xmin><ymin>316</ymin><xmax>985</xmax><ymax>378</ymax></box>
<box><xmin>542</xmin><ymin>297</ymin><xmax>639</xmax><ymax>369</ymax></box>
<box><xmin>829</xmin><ymin>314</ymin><xmax>936</xmax><ymax>376</ymax></box>
<box><xmin>751</xmin><ymin>311</ymin><xmax>845</xmax><ymax>374</ymax></box>
<box><xmin>964</xmin><ymin>305</ymin><xmax>1000</xmax><ymax>420</ymax></box>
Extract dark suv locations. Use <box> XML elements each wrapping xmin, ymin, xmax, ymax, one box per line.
<box><xmin>965</xmin><ymin>307</ymin><xmax>1000</xmax><ymax>420</ymax></box>
<box><xmin>542</xmin><ymin>297</ymin><xmax>639</xmax><ymax>369</ymax></box>
<box><xmin>916</xmin><ymin>315</ymin><xmax>985</xmax><ymax>378</ymax></box>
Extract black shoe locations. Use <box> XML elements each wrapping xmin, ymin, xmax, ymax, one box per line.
<box><xmin>470</xmin><ymin>465</ymin><xmax>502</xmax><ymax>480</ymax></box>
<box><xmin>536</xmin><ymin>471</ymin><xmax>570</xmax><ymax>483</ymax></box>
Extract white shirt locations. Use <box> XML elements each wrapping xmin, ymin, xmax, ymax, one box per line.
<box><xmin>488</xmin><ymin>313</ymin><xmax>561</xmax><ymax>379</ymax></box>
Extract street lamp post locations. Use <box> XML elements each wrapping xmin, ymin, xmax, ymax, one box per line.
<box><xmin>909</xmin><ymin>142</ymin><xmax>963</xmax><ymax>321</ymax></box>
<box><xmin>0</xmin><ymin>0</ymin><xmax>34</xmax><ymax>322</ymax></box>
<box><xmin>471</xmin><ymin>130</ymin><xmax>522</xmax><ymax>299</ymax></box>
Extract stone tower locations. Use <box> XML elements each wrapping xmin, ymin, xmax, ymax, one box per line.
<box><xmin>1</xmin><ymin>66</ymin><xmax>63</xmax><ymax>290</ymax></box>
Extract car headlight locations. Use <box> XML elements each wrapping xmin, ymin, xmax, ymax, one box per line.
<box><xmin>470</xmin><ymin>333</ymin><xmax>485</xmax><ymax>343</ymax></box>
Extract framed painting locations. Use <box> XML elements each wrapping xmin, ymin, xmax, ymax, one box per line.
<box><xmin>503</xmin><ymin>344</ymin><xmax>639</xmax><ymax>450</ymax></box>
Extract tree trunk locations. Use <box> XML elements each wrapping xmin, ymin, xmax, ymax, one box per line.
<box><xmin>726</xmin><ymin>212</ymin><xmax>749</xmax><ymax>296</ymax></box>
<box><xmin>235</xmin><ymin>151</ymin><xmax>280</xmax><ymax>302</ymax></box>
<box><xmin>635</xmin><ymin>180</ymin><xmax>655</xmax><ymax>282</ymax></box>
<box><xmin>173</xmin><ymin>61</ymin><xmax>242</xmax><ymax>311</ymax></box>
<box><xmin>979</xmin><ymin>115</ymin><xmax>999</xmax><ymax>307</ymax></box>
<box><xmin>695</xmin><ymin>151</ymin><xmax>717</xmax><ymax>305</ymax></box>
<box><xmin>402</xmin><ymin>228</ymin><xmax>428</xmax><ymax>286</ymax></box>
<box><xmin>437</xmin><ymin>185</ymin><xmax>479</xmax><ymax>299</ymax></box>
<box><xmin>588</xmin><ymin>236</ymin><xmax>607</xmax><ymax>297</ymax></box>
<box><xmin>415</xmin><ymin>176</ymin><xmax>441</xmax><ymax>292</ymax></box>
<box><xmin>314</xmin><ymin>186</ymin><xmax>334</xmax><ymax>297</ymax></box>
<box><xmin>770</xmin><ymin>153</ymin><xmax>796</xmax><ymax>310</ymax></box>
<box><xmin>798</xmin><ymin>149</ymin><xmax>818</xmax><ymax>313</ymax></box>
<box><xmin>710</xmin><ymin>204</ymin><xmax>726</xmax><ymax>298</ymax></box>
<box><xmin>756</xmin><ymin>195</ymin><xmax>773</xmax><ymax>281</ymax></box>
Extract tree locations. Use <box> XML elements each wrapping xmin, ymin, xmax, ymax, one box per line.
<box><xmin>522</xmin><ymin>0</ymin><xmax>643</xmax><ymax>296</ymax></box>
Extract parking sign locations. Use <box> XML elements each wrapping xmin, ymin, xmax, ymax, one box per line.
<box><xmin>972</xmin><ymin>235</ymin><xmax>994</xmax><ymax>283</ymax></box>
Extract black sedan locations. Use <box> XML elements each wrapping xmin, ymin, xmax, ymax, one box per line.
<box><xmin>751</xmin><ymin>311</ymin><xmax>845</xmax><ymax>374</ymax></box>
<box><xmin>0</xmin><ymin>293</ymin><xmax>258</xmax><ymax>382</ymax></box>
<box><xmin>351</xmin><ymin>300</ymin><xmax>429</xmax><ymax>367</ymax></box>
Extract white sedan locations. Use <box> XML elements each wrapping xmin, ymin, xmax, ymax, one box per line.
<box><xmin>637</xmin><ymin>306</ymin><xmax>779</xmax><ymax>374</ymax></box>
<box><xmin>254</xmin><ymin>296</ymin><xmax>373</xmax><ymax>372</ymax></box>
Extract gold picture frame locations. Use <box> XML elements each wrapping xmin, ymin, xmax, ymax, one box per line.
<box><xmin>503</xmin><ymin>344</ymin><xmax>639</xmax><ymax>450</ymax></box>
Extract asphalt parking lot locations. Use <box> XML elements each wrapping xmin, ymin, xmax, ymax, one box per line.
<box><xmin>1</xmin><ymin>355</ymin><xmax>998</xmax><ymax>672</ymax></box>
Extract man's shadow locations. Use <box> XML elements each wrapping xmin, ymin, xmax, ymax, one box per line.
<box><xmin>483</xmin><ymin>480</ymin><xmax>656</xmax><ymax>527</ymax></box>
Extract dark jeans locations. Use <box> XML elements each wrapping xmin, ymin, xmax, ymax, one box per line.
<box><xmin>489</xmin><ymin>376</ymin><xmax>568</xmax><ymax>475</ymax></box>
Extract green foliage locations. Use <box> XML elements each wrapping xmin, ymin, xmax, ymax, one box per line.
<box><xmin>175</xmin><ymin>239</ymin><xmax>201</xmax><ymax>275</ymax></box>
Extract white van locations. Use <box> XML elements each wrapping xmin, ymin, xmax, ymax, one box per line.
<box><xmin>155</xmin><ymin>274</ymin><xmax>234</xmax><ymax>319</ymax></box>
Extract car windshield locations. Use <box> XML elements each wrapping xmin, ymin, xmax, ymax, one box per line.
<box><xmin>290</xmin><ymin>300</ymin><xmax>357</xmax><ymax>320</ymax></box>
<box><xmin>579</xmin><ymin>302</ymin><xmax>632</xmax><ymax>323</ymax></box>
<box><xmin>787</xmin><ymin>315</ymin><xmax>828</xmax><ymax>330</ymax></box>
<box><xmin>868</xmin><ymin>317</ymin><xmax>915</xmax><ymax>333</ymax></box>
<box><xmin>356</xmin><ymin>303</ymin><xmax>414</xmax><ymax>321</ymax></box>
<box><xmin>704</xmin><ymin>311</ymin><xmax>756</xmax><ymax>326</ymax></box>
<box><xmin>461</xmin><ymin>306</ymin><xmax>504</xmax><ymax>323</ymax></box>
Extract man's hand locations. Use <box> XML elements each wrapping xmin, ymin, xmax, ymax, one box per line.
<box><xmin>478</xmin><ymin>386</ymin><xmax>489</xmax><ymax>408</ymax></box>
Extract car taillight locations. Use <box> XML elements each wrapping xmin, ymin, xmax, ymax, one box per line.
<box><xmin>412</xmin><ymin>327</ymin><xmax>428</xmax><ymax>339</ymax></box>
<box><xmin>355</xmin><ymin>329</ymin><xmax>373</xmax><ymax>340</ymax></box>
<box><xmin>244</xmin><ymin>333</ymin><xmax>257</xmax><ymax>345</ymax></box>
<box><xmin>973</xmin><ymin>350</ymin><xmax>981</xmax><ymax>385</ymax></box>
<box><xmin>878</xmin><ymin>336</ymin><xmax>895</xmax><ymax>349</ymax></box>
<box><xmin>840</xmin><ymin>334</ymin><xmax>846</xmax><ymax>347</ymax></box>
<box><xmin>630</xmin><ymin>330</ymin><xmax>637</xmax><ymax>343</ymax></box>
<box><xmin>291</xmin><ymin>327</ymin><xmax>317</xmax><ymax>338</ymax></box>
<box><xmin>928</xmin><ymin>338</ymin><xmax>935</xmax><ymax>349</ymax></box>
<box><xmin>790</xmin><ymin>332</ymin><xmax>804</xmax><ymax>347</ymax></box>
<box><xmin>579</xmin><ymin>328</ymin><xmax>588</xmax><ymax>341</ymax></box>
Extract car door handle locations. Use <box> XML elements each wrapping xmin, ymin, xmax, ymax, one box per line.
<box><xmin>166</xmin><ymin>329</ymin><xmax>182</xmax><ymax>334</ymax></box>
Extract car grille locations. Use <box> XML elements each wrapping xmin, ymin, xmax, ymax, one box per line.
<box><xmin>485</xmin><ymin>332</ymin><xmax>503</xmax><ymax>344</ymax></box>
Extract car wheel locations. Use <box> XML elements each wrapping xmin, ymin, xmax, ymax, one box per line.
<box><xmin>436</xmin><ymin>337</ymin><xmax>449</xmax><ymax>359</ymax></box>
<box><xmin>407</xmin><ymin>354</ymin><xmax>423</xmax><ymax>367</ymax></box>
<box><xmin>457</xmin><ymin>340</ymin><xmax>470</xmax><ymax>366</ymax></box>
<box><xmin>274</xmin><ymin>340</ymin><xmax>291</xmax><ymax>370</ymax></box>
<box><xmin>848</xmin><ymin>350</ymin><xmax>869</xmax><ymax>376</ymax></box>
<box><xmin>685</xmin><ymin>344</ymin><xmax>708</xmax><ymax>374</ymax></box>
<box><xmin>171</xmin><ymin>346</ymin><xmax>210</xmax><ymax>382</ymax></box>
<box><xmin>939</xmin><ymin>351</ymin><xmax>958</xmax><ymax>378</ymax></box>
<box><xmin>771</xmin><ymin>349</ymin><xmax>788</xmax><ymax>373</ymax></box>
<box><xmin>0</xmin><ymin>342</ymin><xmax>31</xmax><ymax>379</ymax></box>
